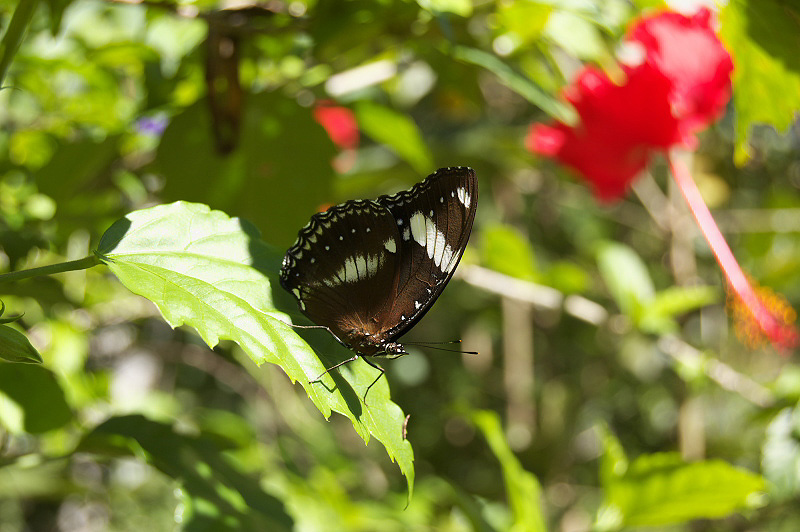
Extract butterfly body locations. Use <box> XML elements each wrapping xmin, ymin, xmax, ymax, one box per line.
<box><xmin>280</xmin><ymin>166</ymin><xmax>477</xmax><ymax>372</ymax></box>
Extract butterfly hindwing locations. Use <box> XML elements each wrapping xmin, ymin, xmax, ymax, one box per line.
<box><xmin>280</xmin><ymin>199</ymin><xmax>402</xmax><ymax>342</ymax></box>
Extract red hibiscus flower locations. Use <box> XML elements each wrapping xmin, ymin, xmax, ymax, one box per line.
<box><xmin>528</xmin><ymin>7</ymin><xmax>797</xmax><ymax>349</ymax></box>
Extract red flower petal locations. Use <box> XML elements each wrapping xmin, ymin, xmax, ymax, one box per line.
<box><xmin>629</xmin><ymin>7</ymin><xmax>733</xmax><ymax>144</ymax></box>
<box><xmin>313</xmin><ymin>103</ymin><xmax>359</xmax><ymax>149</ymax></box>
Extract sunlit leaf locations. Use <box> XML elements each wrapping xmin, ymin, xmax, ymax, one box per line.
<box><xmin>482</xmin><ymin>223</ymin><xmax>538</xmax><ymax>281</ymax></box>
<box><xmin>596</xmin><ymin>242</ymin><xmax>654</xmax><ymax>319</ymax></box>
<box><xmin>354</xmin><ymin>101</ymin><xmax>434</xmax><ymax>175</ymax></box>
<box><xmin>417</xmin><ymin>0</ymin><xmax>472</xmax><ymax>17</ymax></box>
<box><xmin>719</xmin><ymin>0</ymin><xmax>800</xmax><ymax>165</ymax></box>
<box><xmin>601</xmin><ymin>452</ymin><xmax>765</xmax><ymax>528</ymax></box>
<box><xmin>638</xmin><ymin>285</ymin><xmax>718</xmax><ymax>334</ymax></box>
<box><xmin>96</xmin><ymin>201</ymin><xmax>414</xmax><ymax>494</ymax></box>
<box><xmin>472</xmin><ymin>410</ymin><xmax>546</xmax><ymax>532</ymax></box>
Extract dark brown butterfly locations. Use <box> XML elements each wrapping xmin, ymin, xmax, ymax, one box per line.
<box><xmin>280</xmin><ymin>167</ymin><xmax>477</xmax><ymax>393</ymax></box>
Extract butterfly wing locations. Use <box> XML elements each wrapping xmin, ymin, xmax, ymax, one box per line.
<box><xmin>280</xmin><ymin>199</ymin><xmax>402</xmax><ymax>345</ymax></box>
<box><xmin>376</xmin><ymin>166</ymin><xmax>477</xmax><ymax>339</ymax></box>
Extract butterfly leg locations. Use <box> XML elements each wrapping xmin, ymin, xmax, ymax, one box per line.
<box><xmin>310</xmin><ymin>353</ymin><xmax>360</xmax><ymax>383</ymax></box>
<box><xmin>362</xmin><ymin>356</ymin><xmax>386</xmax><ymax>405</ymax></box>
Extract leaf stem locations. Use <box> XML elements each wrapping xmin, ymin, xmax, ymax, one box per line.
<box><xmin>0</xmin><ymin>255</ymin><xmax>101</xmax><ymax>284</ymax></box>
<box><xmin>0</xmin><ymin>0</ymin><xmax>40</xmax><ymax>87</ymax></box>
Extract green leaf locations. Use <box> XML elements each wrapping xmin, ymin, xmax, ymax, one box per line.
<box><xmin>416</xmin><ymin>0</ymin><xmax>472</xmax><ymax>17</ymax></box>
<box><xmin>452</xmin><ymin>45</ymin><xmax>575</xmax><ymax>123</ymax></box>
<box><xmin>719</xmin><ymin>0</ymin><xmax>800</xmax><ymax>165</ymax></box>
<box><xmin>638</xmin><ymin>285</ymin><xmax>718</xmax><ymax>335</ymax></box>
<box><xmin>0</xmin><ymin>324</ymin><xmax>43</xmax><ymax>364</ymax></box>
<box><xmin>354</xmin><ymin>101</ymin><xmax>434</xmax><ymax>175</ymax></box>
<box><xmin>156</xmin><ymin>93</ymin><xmax>336</xmax><ymax>247</ymax></box>
<box><xmin>482</xmin><ymin>223</ymin><xmax>538</xmax><ymax>281</ymax></box>
<box><xmin>597</xmin><ymin>424</ymin><xmax>628</xmax><ymax>488</ymax></box>
<box><xmin>80</xmin><ymin>415</ymin><xmax>294</xmax><ymax>531</ymax></box>
<box><xmin>496</xmin><ymin>0</ymin><xmax>553</xmax><ymax>47</ymax></box>
<box><xmin>0</xmin><ymin>364</ymin><xmax>72</xmax><ymax>433</ymax></box>
<box><xmin>601</xmin><ymin>452</ymin><xmax>765</xmax><ymax>528</ymax></box>
<box><xmin>762</xmin><ymin>405</ymin><xmax>800</xmax><ymax>501</ymax></box>
<box><xmin>96</xmin><ymin>201</ymin><xmax>414</xmax><ymax>495</ymax></box>
<box><xmin>596</xmin><ymin>242</ymin><xmax>655</xmax><ymax>319</ymax></box>
<box><xmin>472</xmin><ymin>410</ymin><xmax>546</xmax><ymax>532</ymax></box>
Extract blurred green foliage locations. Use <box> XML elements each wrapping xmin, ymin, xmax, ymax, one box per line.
<box><xmin>0</xmin><ymin>0</ymin><xmax>799</xmax><ymax>530</ymax></box>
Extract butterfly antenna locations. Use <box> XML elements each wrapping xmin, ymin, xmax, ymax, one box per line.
<box><xmin>404</xmin><ymin>339</ymin><xmax>479</xmax><ymax>355</ymax></box>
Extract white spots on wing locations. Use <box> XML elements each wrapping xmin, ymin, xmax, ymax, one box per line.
<box><xmin>440</xmin><ymin>196</ymin><xmax>444</xmax><ymax>203</ymax></box>
<box><xmin>308</xmin><ymin>233</ymin><xmax>317</xmax><ymax>244</ymax></box>
<box><xmin>292</xmin><ymin>288</ymin><xmax>301</xmax><ymax>299</ymax></box>
<box><xmin>397</xmin><ymin>218</ymin><xmax>403</xmax><ymax>226</ymax></box>
<box><xmin>429</xmin><ymin>209</ymin><xmax>434</xmax><ymax>217</ymax></box>
<box><xmin>342</xmin><ymin>256</ymin><xmax>358</xmax><ymax>281</ymax></box>
<box><xmin>441</xmin><ymin>244</ymin><xmax>455</xmax><ymax>272</ymax></box>
<box><xmin>402</xmin><ymin>227</ymin><xmax>411</xmax><ymax>241</ymax></box>
<box><xmin>339</xmin><ymin>235</ymin><xmax>344</xmax><ymax>241</ymax></box>
<box><xmin>414</xmin><ymin>300</ymin><xmax>421</xmax><ymax>310</ymax></box>
<box><xmin>451</xmin><ymin>191</ymin><xmax>455</xmax><ymax>197</ymax></box>
<box><xmin>410</xmin><ymin>211</ymin><xmax>456</xmax><ymax>272</ymax></box>
<box><xmin>410</xmin><ymin>212</ymin><xmax>428</xmax><ymax>247</ymax></box>
<box><xmin>457</xmin><ymin>186</ymin><xmax>471</xmax><ymax>208</ymax></box>
<box><xmin>355</xmin><ymin>255</ymin><xmax>367</xmax><ymax>276</ymax></box>
<box><xmin>295</xmin><ymin>250</ymin><xmax>303</xmax><ymax>259</ymax></box>
<box><xmin>310</xmin><ymin>257</ymin><xmax>316</xmax><ymax>264</ymax></box>
<box><xmin>366</xmin><ymin>227</ymin><xmax>371</xmax><ymax>233</ymax></box>
<box><xmin>384</xmin><ymin>238</ymin><xmax>396</xmax><ymax>253</ymax></box>
<box><xmin>352</xmin><ymin>228</ymin><xmax>356</xmax><ymax>233</ymax></box>
<box><xmin>326</xmin><ymin>252</ymin><xmax>385</xmax><ymax>286</ymax></box>
<box><xmin>325</xmin><ymin>245</ymin><xmax>330</xmax><ymax>251</ymax></box>
<box><xmin>401</xmin><ymin>315</ymin><xmax>405</xmax><ymax>321</ymax></box>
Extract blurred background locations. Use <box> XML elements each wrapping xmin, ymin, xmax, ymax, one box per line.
<box><xmin>1</xmin><ymin>0</ymin><xmax>799</xmax><ymax>530</ymax></box>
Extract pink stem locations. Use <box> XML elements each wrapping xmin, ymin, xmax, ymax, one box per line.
<box><xmin>668</xmin><ymin>153</ymin><xmax>788</xmax><ymax>343</ymax></box>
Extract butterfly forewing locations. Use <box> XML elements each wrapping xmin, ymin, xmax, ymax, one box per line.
<box><xmin>280</xmin><ymin>200</ymin><xmax>402</xmax><ymax>344</ymax></box>
<box><xmin>376</xmin><ymin>166</ymin><xmax>477</xmax><ymax>338</ymax></box>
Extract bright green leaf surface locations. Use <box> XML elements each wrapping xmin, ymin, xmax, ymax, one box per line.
<box><xmin>95</xmin><ymin>201</ymin><xmax>414</xmax><ymax>495</ymax></box>
<box><xmin>0</xmin><ymin>325</ymin><xmax>42</xmax><ymax>364</ymax></box>
<box><xmin>496</xmin><ymin>0</ymin><xmax>552</xmax><ymax>46</ymax></box>
<box><xmin>473</xmin><ymin>410</ymin><xmax>546</xmax><ymax>532</ymax></box>
<box><xmin>597</xmin><ymin>242</ymin><xmax>654</xmax><ymax>319</ymax></box>
<box><xmin>638</xmin><ymin>285</ymin><xmax>718</xmax><ymax>334</ymax></box>
<box><xmin>604</xmin><ymin>452</ymin><xmax>765</xmax><ymax>528</ymax></box>
<box><xmin>482</xmin><ymin>223</ymin><xmax>538</xmax><ymax>281</ymax></box>
<box><xmin>720</xmin><ymin>0</ymin><xmax>800</xmax><ymax>165</ymax></box>
<box><xmin>417</xmin><ymin>0</ymin><xmax>472</xmax><ymax>17</ymax></box>
<box><xmin>354</xmin><ymin>101</ymin><xmax>434</xmax><ymax>175</ymax></box>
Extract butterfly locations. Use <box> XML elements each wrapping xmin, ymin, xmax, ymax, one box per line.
<box><xmin>280</xmin><ymin>166</ymin><xmax>477</xmax><ymax>394</ymax></box>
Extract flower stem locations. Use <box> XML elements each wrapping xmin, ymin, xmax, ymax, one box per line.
<box><xmin>668</xmin><ymin>152</ymin><xmax>796</xmax><ymax>348</ymax></box>
<box><xmin>0</xmin><ymin>255</ymin><xmax>101</xmax><ymax>285</ymax></box>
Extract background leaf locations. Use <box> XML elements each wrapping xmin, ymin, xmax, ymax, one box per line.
<box><xmin>0</xmin><ymin>324</ymin><xmax>42</xmax><ymax>364</ymax></box>
<box><xmin>354</xmin><ymin>101</ymin><xmax>434</xmax><ymax>175</ymax></box>
<box><xmin>720</xmin><ymin>0</ymin><xmax>800</xmax><ymax>165</ymax></box>
<box><xmin>602</xmin><ymin>452</ymin><xmax>765</xmax><ymax>528</ymax></box>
